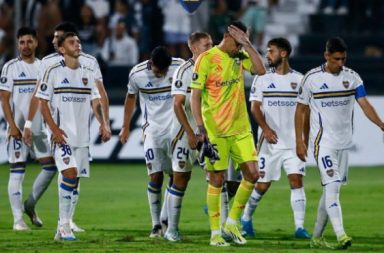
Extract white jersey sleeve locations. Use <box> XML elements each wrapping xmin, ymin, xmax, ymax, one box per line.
<box><xmin>36</xmin><ymin>63</ymin><xmax>61</xmax><ymax>101</ymax></box>
<box><xmin>249</xmin><ymin>75</ymin><xmax>264</xmax><ymax>102</ymax></box>
<box><xmin>0</xmin><ymin>59</ymin><xmax>17</xmax><ymax>92</ymax></box>
<box><xmin>297</xmin><ymin>72</ymin><xmax>312</xmax><ymax>105</ymax></box>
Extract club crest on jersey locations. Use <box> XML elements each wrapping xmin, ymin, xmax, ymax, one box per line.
<box><xmin>342</xmin><ymin>81</ymin><xmax>350</xmax><ymax>89</ymax></box>
<box><xmin>175</xmin><ymin>80</ymin><xmax>182</xmax><ymax>88</ymax></box>
<box><xmin>15</xmin><ymin>151</ymin><xmax>20</xmax><ymax>159</ymax></box>
<box><xmin>291</xmin><ymin>82</ymin><xmax>298</xmax><ymax>89</ymax></box>
<box><xmin>63</xmin><ymin>157</ymin><xmax>70</xmax><ymax>165</ymax></box>
<box><xmin>0</xmin><ymin>76</ymin><xmax>7</xmax><ymax>83</ymax></box>
<box><xmin>326</xmin><ymin>169</ymin><xmax>334</xmax><ymax>177</ymax></box>
<box><xmin>82</xmin><ymin>78</ymin><xmax>88</xmax><ymax>86</ymax></box>
<box><xmin>259</xmin><ymin>171</ymin><xmax>265</xmax><ymax>178</ymax></box>
<box><xmin>40</xmin><ymin>83</ymin><xmax>47</xmax><ymax>91</ymax></box>
<box><xmin>178</xmin><ymin>161</ymin><xmax>186</xmax><ymax>169</ymax></box>
<box><xmin>179</xmin><ymin>0</ymin><xmax>203</xmax><ymax>14</ymax></box>
<box><xmin>147</xmin><ymin>163</ymin><xmax>152</xmax><ymax>170</ymax></box>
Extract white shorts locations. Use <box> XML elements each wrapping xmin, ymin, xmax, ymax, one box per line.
<box><xmin>257</xmin><ymin>144</ymin><xmax>305</xmax><ymax>183</ymax></box>
<box><xmin>7</xmin><ymin>135</ymin><xmax>51</xmax><ymax>163</ymax></box>
<box><xmin>315</xmin><ymin>147</ymin><xmax>348</xmax><ymax>186</ymax></box>
<box><xmin>144</xmin><ymin>133</ymin><xmax>172</xmax><ymax>175</ymax></box>
<box><xmin>53</xmin><ymin>144</ymin><xmax>90</xmax><ymax>178</ymax></box>
<box><xmin>226</xmin><ymin>159</ymin><xmax>242</xmax><ymax>182</ymax></box>
<box><xmin>171</xmin><ymin>133</ymin><xmax>198</xmax><ymax>173</ymax></box>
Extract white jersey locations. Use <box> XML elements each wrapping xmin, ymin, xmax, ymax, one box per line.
<box><xmin>170</xmin><ymin>58</ymin><xmax>195</xmax><ymax>139</ymax></box>
<box><xmin>0</xmin><ymin>57</ymin><xmax>45</xmax><ymax>134</ymax></box>
<box><xmin>250</xmin><ymin>68</ymin><xmax>303</xmax><ymax>149</ymax></box>
<box><xmin>39</xmin><ymin>52</ymin><xmax>102</xmax><ymax>81</ymax></box>
<box><xmin>35</xmin><ymin>60</ymin><xmax>100</xmax><ymax>147</ymax></box>
<box><xmin>127</xmin><ymin>58</ymin><xmax>184</xmax><ymax>135</ymax></box>
<box><xmin>297</xmin><ymin>64</ymin><xmax>365</xmax><ymax>150</ymax></box>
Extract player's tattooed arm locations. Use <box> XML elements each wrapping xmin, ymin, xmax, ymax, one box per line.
<box><xmin>251</xmin><ymin>101</ymin><xmax>278</xmax><ymax>144</ymax></box>
<box><xmin>119</xmin><ymin>93</ymin><xmax>136</xmax><ymax>144</ymax></box>
<box><xmin>92</xmin><ymin>98</ymin><xmax>111</xmax><ymax>142</ymax></box>
<box><xmin>295</xmin><ymin>102</ymin><xmax>309</xmax><ymax>162</ymax></box>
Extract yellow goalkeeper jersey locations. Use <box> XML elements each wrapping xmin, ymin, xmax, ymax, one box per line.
<box><xmin>191</xmin><ymin>46</ymin><xmax>253</xmax><ymax>137</ymax></box>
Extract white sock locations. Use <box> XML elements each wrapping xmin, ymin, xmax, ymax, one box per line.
<box><xmin>8</xmin><ymin>167</ymin><xmax>25</xmax><ymax>223</ymax></box>
<box><xmin>26</xmin><ymin>167</ymin><xmax>56</xmax><ymax>207</ymax></box>
<box><xmin>325</xmin><ymin>182</ymin><xmax>345</xmax><ymax>238</ymax></box>
<box><xmin>69</xmin><ymin>179</ymin><xmax>80</xmax><ymax>223</ymax></box>
<box><xmin>220</xmin><ymin>187</ymin><xmax>229</xmax><ymax>225</ymax></box>
<box><xmin>291</xmin><ymin>187</ymin><xmax>306</xmax><ymax>230</ymax></box>
<box><xmin>160</xmin><ymin>183</ymin><xmax>170</xmax><ymax>225</ymax></box>
<box><xmin>166</xmin><ymin>184</ymin><xmax>184</xmax><ymax>233</ymax></box>
<box><xmin>313</xmin><ymin>189</ymin><xmax>328</xmax><ymax>237</ymax></box>
<box><xmin>147</xmin><ymin>181</ymin><xmax>161</xmax><ymax>227</ymax></box>
<box><xmin>59</xmin><ymin>176</ymin><xmax>76</xmax><ymax>226</ymax></box>
<box><xmin>241</xmin><ymin>189</ymin><xmax>263</xmax><ymax>221</ymax></box>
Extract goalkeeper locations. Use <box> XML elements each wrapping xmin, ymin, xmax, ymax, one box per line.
<box><xmin>190</xmin><ymin>20</ymin><xmax>266</xmax><ymax>247</ymax></box>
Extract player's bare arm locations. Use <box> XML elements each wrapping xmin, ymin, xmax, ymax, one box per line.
<box><xmin>96</xmin><ymin>79</ymin><xmax>110</xmax><ymax>127</ymax></box>
<box><xmin>174</xmin><ymin>94</ymin><xmax>198</xmax><ymax>149</ymax></box>
<box><xmin>91</xmin><ymin>98</ymin><xmax>110</xmax><ymax>142</ymax></box>
<box><xmin>118</xmin><ymin>93</ymin><xmax>136</xmax><ymax>144</ymax></box>
<box><xmin>39</xmin><ymin>98</ymin><xmax>67</xmax><ymax>144</ymax></box>
<box><xmin>251</xmin><ymin>101</ymin><xmax>278</xmax><ymax>144</ymax></box>
<box><xmin>228</xmin><ymin>25</ymin><xmax>266</xmax><ymax>75</ymax></box>
<box><xmin>0</xmin><ymin>90</ymin><xmax>21</xmax><ymax>139</ymax></box>
<box><xmin>22</xmin><ymin>86</ymin><xmax>40</xmax><ymax>146</ymax></box>
<box><xmin>190</xmin><ymin>88</ymin><xmax>207</xmax><ymax>142</ymax></box>
<box><xmin>357</xmin><ymin>97</ymin><xmax>384</xmax><ymax>131</ymax></box>
<box><xmin>295</xmin><ymin>102</ymin><xmax>309</xmax><ymax>162</ymax></box>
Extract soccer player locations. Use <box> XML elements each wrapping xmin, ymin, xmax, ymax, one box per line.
<box><xmin>119</xmin><ymin>46</ymin><xmax>184</xmax><ymax>238</ymax></box>
<box><xmin>24</xmin><ymin>22</ymin><xmax>111</xmax><ymax>232</ymax></box>
<box><xmin>241</xmin><ymin>38</ymin><xmax>310</xmax><ymax>239</ymax></box>
<box><xmin>295</xmin><ymin>37</ymin><xmax>384</xmax><ymax>249</ymax></box>
<box><xmin>165</xmin><ymin>32</ymin><xmax>213</xmax><ymax>242</ymax></box>
<box><xmin>0</xmin><ymin>27</ymin><xmax>57</xmax><ymax>231</ymax></box>
<box><xmin>36</xmin><ymin>32</ymin><xmax>109</xmax><ymax>240</ymax></box>
<box><xmin>191</xmin><ymin>20</ymin><xmax>266</xmax><ymax>246</ymax></box>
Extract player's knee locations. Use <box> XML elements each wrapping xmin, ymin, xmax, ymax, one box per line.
<box><xmin>150</xmin><ymin>171</ymin><xmax>164</xmax><ymax>185</ymax></box>
<box><xmin>61</xmin><ymin>167</ymin><xmax>77</xmax><ymax>180</ymax></box>
<box><xmin>288</xmin><ymin>174</ymin><xmax>303</xmax><ymax>189</ymax></box>
<box><xmin>255</xmin><ymin>182</ymin><xmax>270</xmax><ymax>193</ymax></box>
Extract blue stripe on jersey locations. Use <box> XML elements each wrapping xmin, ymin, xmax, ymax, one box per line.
<box><xmin>355</xmin><ymin>84</ymin><xmax>366</xmax><ymax>99</ymax></box>
<box><xmin>54</xmin><ymin>87</ymin><xmax>92</xmax><ymax>94</ymax></box>
<box><xmin>139</xmin><ymin>86</ymin><xmax>171</xmax><ymax>94</ymax></box>
<box><xmin>263</xmin><ymin>91</ymin><xmax>298</xmax><ymax>98</ymax></box>
<box><xmin>13</xmin><ymin>79</ymin><xmax>37</xmax><ymax>85</ymax></box>
<box><xmin>313</xmin><ymin>90</ymin><xmax>355</xmax><ymax>99</ymax></box>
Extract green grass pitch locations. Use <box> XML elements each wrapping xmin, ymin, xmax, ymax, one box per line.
<box><xmin>0</xmin><ymin>163</ymin><xmax>383</xmax><ymax>252</ymax></box>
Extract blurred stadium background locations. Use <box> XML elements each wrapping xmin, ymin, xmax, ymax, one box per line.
<box><xmin>0</xmin><ymin>0</ymin><xmax>383</xmax><ymax>164</ymax></box>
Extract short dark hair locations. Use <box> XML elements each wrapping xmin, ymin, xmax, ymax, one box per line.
<box><xmin>326</xmin><ymin>37</ymin><xmax>347</xmax><ymax>53</ymax></box>
<box><xmin>229</xmin><ymin>20</ymin><xmax>247</xmax><ymax>33</ymax></box>
<box><xmin>188</xmin><ymin>32</ymin><xmax>211</xmax><ymax>46</ymax></box>
<box><xmin>150</xmin><ymin>46</ymin><xmax>172</xmax><ymax>71</ymax></box>
<box><xmin>268</xmin><ymin>37</ymin><xmax>292</xmax><ymax>56</ymax></box>
<box><xmin>58</xmin><ymin>32</ymin><xmax>77</xmax><ymax>47</ymax></box>
<box><xmin>55</xmin><ymin>22</ymin><xmax>78</xmax><ymax>35</ymax></box>
<box><xmin>17</xmin><ymin>27</ymin><xmax>37</xmax><ymax>39</ymax></box>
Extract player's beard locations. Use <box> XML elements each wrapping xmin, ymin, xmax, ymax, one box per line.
<box><xmin>268</xmin><ymin>57</ymin><xmax>282</xmax><ymax>68</ymax></box>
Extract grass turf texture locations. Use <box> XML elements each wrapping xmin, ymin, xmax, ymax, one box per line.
<box><xmin>0</xmin><ymin>163</ymin><xmax>383</xmax><ymax>252</ymax></box>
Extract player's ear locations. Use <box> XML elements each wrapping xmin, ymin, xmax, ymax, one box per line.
<box><xmin>324</xmin><ymin>51</ymin><xmax>329</xmax><ymax>61</ymax></box>
<box><xmin>58</xmin><ymin>46</ymin><xmax>65</xmax><ymax>55</ymax></box>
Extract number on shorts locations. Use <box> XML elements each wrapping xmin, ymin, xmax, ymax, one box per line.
<box><xmin>60</xmin><ymin>144</ymin><xmax>72</xmax><ymax>157</ymax></box>
<box><xmin>176</xmin><ymin>147</ymin><xmax>189</xmax><ymax>160</ymax></box>
<box><xmin>321</xmin><ymin>155</ymin><xmax>333</xmax><ymax>168</ymax></box>
<box><xmin>13</xmin><ymin>139</ymin><xmax>22</xmax><ymax>150</ymax></box>
<box><xmin>259</xmin><ymin>157</ymin><xmax>265</xmax><ymax>169</ymax></box>
<box><xmin>145</xmin><ymin>148</ymin><xmax>154</xmax><ymax>161</ymax></box>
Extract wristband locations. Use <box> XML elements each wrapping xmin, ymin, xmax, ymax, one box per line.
<box><xmin>24</xmin><ymin>120</ymin><xmax>32</xmax><ymax>129</ymax></box>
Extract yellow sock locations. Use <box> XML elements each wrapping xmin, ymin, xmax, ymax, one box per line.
<box><xmin>228</xmin><ymin>179</ymin><xmax>254</xmax><ymax>221</ymax></box>
<box><xmin>207</xmin><ymin>184</ymin><xmax>222</xmax><ymax>231</ymax></box>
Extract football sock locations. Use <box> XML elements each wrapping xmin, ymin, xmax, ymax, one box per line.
<box><xmin>160</xmin><ymin>180</ymin><xmax>171</xmax><ymax>225</ymax></box>
<box><xmin>325</xmin><ymin>181</ymin><xmax>345</xmax><ymax>238</ymax></box>
<box><xmin>291</xmin><ymin>187</ymin><xmax>306</xmax><ymax>229</ymax></box>
<box><xmin>167</xmin><ymin>184</ymin><xmax>185</xmax><ymax>233</ymax></box>
<box><xmin>241</xmin><ymin>187</ymin><xmax>263</xmax><ymax>222</ymax></box>
<box><xmin>207</xmin><ymin>184</ymin><xmax>222</xmax><ymax>231</ymax></box>
<box><xmin>147</xmin><ymin>181</ymin><xmax>162</xmax><ymax>227</ymax></box>
<box><xmin>25</xmin><ymin>160</ymin><xmax>56</xmax><ymax>208</ymax></box>
<box><xmin>59</xmin><ymin>176</ymin><xmax>76</xmax><ymax>225</ymax></box>
<box><xmin>8</xmin><ymin>163</ymin><xmax>26</xmax><ymax>222</ymax></box>
<box><xmin>69</xmin><ymin>178</ymin><xmax>80</xmax><ymax>222</ymax></box>
<box><xmin>313</xmin><ymin>189</ymin><xmax>328</xmax><ymax>237</ymax></box>
<box><xmin>228</xmin><ymin>179</ymin><xmax>254</xmax><ymax>224</ymax></box>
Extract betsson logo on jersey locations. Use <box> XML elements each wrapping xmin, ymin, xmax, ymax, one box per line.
<box><xmin>321</xmin><ymin>99</ymin><xmax>350</xmax><ymax>107</ymax></box>
<box><xmin>148</xmin><ymin>94</ymin><xmax>172</xmax><ymax>101</ymax></box>
<box><xmin>62</xmin><ymin>96</ymin><xmax>86</xmax><ymax>103</ymax></box>
<box><xmin>268</xmin><ymin>100</ymin><xmax>296</xmax><ymax>107</ymax></box>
